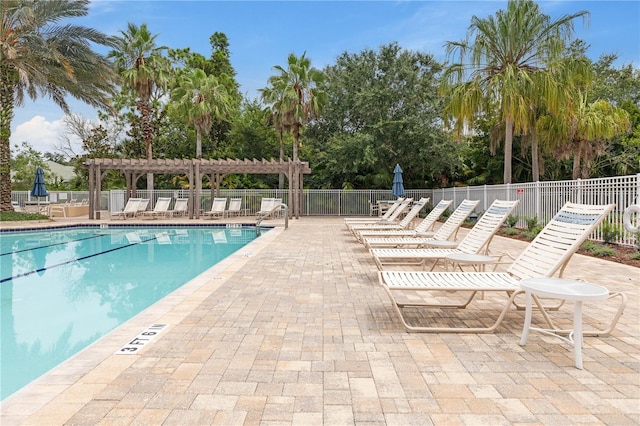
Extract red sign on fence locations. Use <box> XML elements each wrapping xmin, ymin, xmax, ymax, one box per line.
<box><xmin>517</xmin><ymin>189</ymin><xmax>524</xmax><ymax>194</ymax></box>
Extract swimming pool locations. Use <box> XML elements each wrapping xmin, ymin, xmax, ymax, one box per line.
<box><xmin>0</xmin><ymin>225</ymin><xmax>266</xmax><ymax>400</ymax></box>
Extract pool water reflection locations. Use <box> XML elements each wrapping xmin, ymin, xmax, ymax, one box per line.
<box><xmin>0</xmin><ymin>226</ymin><xmax>262</xmax><ymax>400</ymax></box>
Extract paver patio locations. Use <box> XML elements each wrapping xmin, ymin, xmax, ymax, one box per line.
<box><xmin>1</xmin><ymin>216</ymin><xmax>638</xmax><ymax>425</ymax></box>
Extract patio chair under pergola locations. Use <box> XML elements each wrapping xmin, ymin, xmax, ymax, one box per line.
<box><xmin>84</xmin><ymin>158</ymin><xmax>311</xmax><ymax>219</ymax></box>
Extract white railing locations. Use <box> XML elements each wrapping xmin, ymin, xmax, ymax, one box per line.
<box><xmin>11</xmin><ymin>174</ymin><xmax>639</xmax><ymax>246</ymax></box>
<box><xmin>431</xmin><ymin>174</ymin><xmax>640</xmax><ymax>247</ymax></box>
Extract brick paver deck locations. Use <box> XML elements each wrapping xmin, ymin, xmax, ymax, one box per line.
<box><xmin>1</xmin><ymin>217</ymin><xmax>638</xmax><ymax>425</ymax></box>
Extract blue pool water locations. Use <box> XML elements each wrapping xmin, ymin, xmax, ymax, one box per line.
<box><xmin>0</xmin><ymin>225</ymin><xmax>265</xmax><ymax>400</ymax></box>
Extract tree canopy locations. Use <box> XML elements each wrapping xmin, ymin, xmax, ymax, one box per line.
<box><xmin>5</xmin><ymin>0</ymin><xmax>639</xmax><ymax>200</ymax></box>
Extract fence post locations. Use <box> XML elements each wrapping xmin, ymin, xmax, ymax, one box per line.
<box><xmin>484</xmin><ymin>185</ymin><xmax>488</xmax><ymax>210</ymax></box>
<box><xmin>576</xmin><ymin>178</ymin><xmax>582</xmax><ymax>203</ymax></box>
<box><xmin>535</xmin><ymin>181</ymin><xmax>541</xmax><ymax>221</ymax></box>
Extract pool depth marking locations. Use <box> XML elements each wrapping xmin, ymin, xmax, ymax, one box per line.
<box><xmin>116</xmin><ymin>323</ymin><xmax>168</xmax><ymax>354</ymax></box>
<box><xmin>0</xmin><ymin>235</ymin><xmax>158</xmax><ymax>283</ymax></box>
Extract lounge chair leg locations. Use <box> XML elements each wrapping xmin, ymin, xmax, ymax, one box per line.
<box><xmin>384</xmin><ymin>286</ymin><xmax>523</xmax><ymax>333</ymax></box>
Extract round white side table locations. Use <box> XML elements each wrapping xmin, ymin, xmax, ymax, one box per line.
<box><xmin>519</xmin><ymin>277</ymin><xmax>609</xmax><ymax>369</ymax></box>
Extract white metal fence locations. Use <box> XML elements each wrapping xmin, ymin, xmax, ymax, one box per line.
<box><xmin>11</xmin><ymin>174</ymin><xmax>639</xmax><ymax>246</ymax></box>
<box><xmin>431</xmin><ymin>174</ymin><xmax>639</xmax><ymax>247</ymax></box>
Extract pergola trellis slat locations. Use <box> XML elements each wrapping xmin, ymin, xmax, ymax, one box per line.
<box><xmin>84</xmin><ymin>158</ymin><xmax>310</xmax><ymax>219</ymax></box>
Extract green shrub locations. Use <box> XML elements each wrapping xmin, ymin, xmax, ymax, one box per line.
<box><xmin>502</xmin><ymin>227</ymin><xmax>520</xmax><ymax>236</ymax></box>
<box><xmin>524</xmin><ymin>215</ymin><xmax>538</xmax><ymax>231</ymax></box>
<box><xmin>522</xmin><ymin>226</ymin><xmax>542</xmax><ymax>240</ymax></box>
<box><xmin>581</xmin><ymin>240</ymin><xmax>601</xmax><ymax>251</ymax></box>
<box><xmin>589</xmin><ymin>246</ymin><xmax>617</xmax><ymax>257</ymax></box>
<box><xmin>599</xmin><ymin>222</ymin><xmax>622</xmax><ymax>244</ymax></box>
<box><xmin>630</xmin><ymin>251</ymin><xmax>640</xmax><ymax>260</ymax></box>
<box><xmin>580</xmin><ymin>240</ymin><xmax>617</xmax><ymax>257</ymax></box>
<box><xmin>440</xmin><ymin>208</ymin><xmax>452</xmax><ymax>219</ymax></box>
<box><xmin>505</xmin><ymin>214</ymin><xmax>519</xmax><ymax>228</ymax></box>
<box><xmin>0</xmin><ymin>211</ymin><xmax>49</xmax><ymax>222</ymax></box>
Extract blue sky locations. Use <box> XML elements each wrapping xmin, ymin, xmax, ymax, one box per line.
<box><xmin>10</xmin><ymin>0</ymin><xmax>640</xmax><ymax>155</ymax></box>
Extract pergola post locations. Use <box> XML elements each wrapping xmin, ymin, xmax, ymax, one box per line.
<box><xmin>83</xmin><ymin>158</ymin><xmax>311</xmax><ymax>220</ymax></box>
<box><xmin>95</xmin><ymin>165</ymin><xmax>102</xmax><ymax>218</ymax></box>
<box><xmin>88</xmin><ymin>161</ymin><xmax>95</xmax><ymax>219</ymax></box>
<box><xmin>195</xmin><ymin>161</ymin><xmax>201</xmax><ymax>219</ymax></box>
<box><xmin>188</xmin><ymin>161</ymin><xmax>194</xmax><ymax>219</ymax></box>
<box><xmin>288</xmin><ymin>162</ymin><xmax>293</xmax><ymax>219</ymax></box>
<box><xmin>299</xmin><ymin>165</ymin><xmax>304</xmax><ymax>218</ymax></box>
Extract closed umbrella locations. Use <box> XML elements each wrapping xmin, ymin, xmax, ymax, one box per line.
<box><xmin>392</xmin><ymin>164</ymin><xmax>405</xmax><ymax>197</ymax></box>
<box><xmin>30</xmin><ymin>166</ymin><xmax>48</xmax><ymax>208</ymax></box>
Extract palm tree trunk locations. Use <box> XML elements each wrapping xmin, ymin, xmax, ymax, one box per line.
<box><xmin>572</xmin><ymin>144</ymin><xmax>582</xmax><ymax>180</ymax></box>
<box><xmin>140</xmin><ymin>101</ymin><xmax>154</xmax><ymax>192</ymax></box>
<box><xmin>196</xmin><ymin>128</ymin><xmax>202</xmax><ymax>159</ymax></box>
<box><xmin>292</xmin><ymin>125</ymin><xmax>300</xmax><ymax>218</ymax></box>
<box><xmin>0</xmin><ymin>69</ymin><xmax>15</xmax><ymax>212</ymax></box>
<box><xmin>278</xmin><ymin>129</ymin><xmax>284</xmax><ymax>190</ymax></box>
<box><xmin>504</xmin><ymin>117</ymin><xmax>514</xmax><ymax>184</ymax></box>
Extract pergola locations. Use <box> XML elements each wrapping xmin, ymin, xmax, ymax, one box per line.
<box><xmin>84</xmin><ymin>158</ymin><xmax>311</xmax><ymax>219</ymax></box>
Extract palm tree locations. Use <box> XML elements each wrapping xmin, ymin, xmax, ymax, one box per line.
<box><xmin>262</xmin><ymin>52</ymin><xmax>326</xmax><ymax>216</ymax></box>
<box><xmin>443</xmin><ymin>0</ymin><xmax>588</xmax><ymax>184</ymax></box>
<box><xmin>260</xmin><ymin>85</ymin><xmax>292</xmax><ymax>189</ymax></box>
<box><xmin>170</xmin><ymin>69</ymin><xmax>231</xmax><ymax>159</ymax></box>
<box><xmin>542</xmin><ymin>94</ymin><xmax>630</xmax><ymax>179</ymax></box>
<box><xmin>170</xmin><ymin>68</ymin><xmax>231</xmax><ymax>214</ymax></box>
<box><xmin>109</xmin><ymin>23</ymin><xmax>170</xmax><ymax>191</ymax></box>
<box><xmin>0</xmin><ymin>0</ymin><xmax>116</xmax><ymax>212</ymax></box>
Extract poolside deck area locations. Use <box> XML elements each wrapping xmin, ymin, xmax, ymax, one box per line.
<box><xmin>1</xmin><ymin>216</ymin><xmax>638</xmax><ymax>425</ymax></box>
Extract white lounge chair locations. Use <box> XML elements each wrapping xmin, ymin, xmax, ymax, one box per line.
<box><xmin>257</xmin><ymin>197</ymin><xmax>276</xmax><ymax>216</ymax></box>
<box><xmin>135</xmin><ymin>199</ymin><xmax>150</xmax><ymax>217</ymax></box>
<box><xmin>344</xmin><ymin>197</ymin><xmax>405</xmax><ymax>226</ymax></box>
<box><xmin>377</xmin><ymin>202</ymin><xmax>625</xmax><ymax>333</ymax></box>
<box><xmin>370</xmin><ymin>199</ymin><xmax>520</xmax><ymax>270</ymax></box>
<box><xmin>346</xmin><ymin>198</ymin><xmax>414</xmax><ymax>234</ymax></box>
<box><xmin>273</xmin><ymin>198</ymin><xmax>283</xmax><ymax>217</ymax></box>
<box><xmin>203</xmin><ymin>197</ymin><xmax>227</xmax><ymax>219</ymax></box>
<box><xmin>112</xmin><ymin>198</ymin><xmax>143</xmax><ymax>220</ymax></box>
<box><xmin>361</xmin><ymin>199</ymin><xmax>479</xmax><ymax>247</ymax></box>
<box><xmin>358</xmin><ymin>199</ymin><xmax>453</xmax><ymax>243</ymax></box>
<box><xmin>170</xmin><ymin>198</ymin><xmax>189</xmax><ymax>217</ymax></box>
<box><xmin>257</xmin><ymin>197</ymin><xmax>283</xmax><ymax>218</ymax></box>
<box><xmin>225</xmin><ymin>198</ymin><xmax>243</xmax><ymax>217</ymax></box>
<box><xmin>141</xmin><ymin>197</ymin><xmax>172</xmax><ymax>219</ymax></box>
<box><xmin>350</xmin><ymin>198</ymin><xmax>429</xmax><ymax>241</ymax></box>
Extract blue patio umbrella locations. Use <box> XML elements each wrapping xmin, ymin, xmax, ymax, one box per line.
<box><xmin>30</xmin><ymin>166</ymin><xmax>48</xmax><ymax>202</ymax></box>
<box><xmin>392</xmin><ymin>163</ymin><xmax>405</xmax><ymax>197</ymax></box>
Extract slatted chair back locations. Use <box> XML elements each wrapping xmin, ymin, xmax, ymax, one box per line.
<box><xmin>172</xmin><ymin>198</ymin><xmax>189</xmax><ymax>216</ymax></box>
<box><xmin>431</xmin><ymin>199</ymin><xmax>480</xmax><ymax>240</ymax></box>
<box><xmin>152</xmin><ymin>197</ymin><xmax>172</xmax><ymax>213</ymax></box>
<box><xmin>456</xmin><ymin>199</ymin><xmax>520</xmax><ymax>254</ymax></box>
<box><xmin>385</xmin><ymin>198</ymin><xmax>414</xmax><ymax>222</ymax></box>
<box><xmin>414</xmin><ymin>199</ymin><xmax>453</xmax><ymax>233</ymax></box>
<box><xmin>507</xmin><ymin>202</ymin><xmax>615</xmax><ymax>280</ymax></box>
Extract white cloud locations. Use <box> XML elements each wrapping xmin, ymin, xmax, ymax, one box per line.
<box><xmin>10</xmin><ymin>115</ymin><xmax>67</xmax><ymax>155</ymax></box>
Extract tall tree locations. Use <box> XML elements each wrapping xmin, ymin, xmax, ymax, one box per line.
<box><xmin>443</xmin><ymin>0</ymin><xmax>588</xmax><ymax>184</ymax></box>
<box><xmin>170</xmin><ymin>69</ymin><xmax>231</xmax><ymax>159</ymax></box>
<box><xmin>262</xmin><ymin>53</ymin><xmax>326</xmax><ymax>163</ymax></box>
<box><xmin>0</xmin><ymin>0</ymin><xmax>115</xmax><ymax>212</ymax></box>
<box><xmin>305</xmin><ymin>43</ymin><xmax>459</xmax><ymax>189</ymax></box>
<box><xmin>262</xmin><ymin>52</ymin><xmax>326</xmax><ymax>216</ymax></box>
<box><xmin>109</xmin><ymin>23</ymin><xmax>170</xmax><ymax>191</ymax></box>
<box><xmin>260</xmin><ymin>85</ymin><xmax>292</xmax><ymax>189</ymax></box>
<box><xmin>541</xmin><ymin>94</ymin><xmax>631</xmax><ymax>179</ymax></box>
